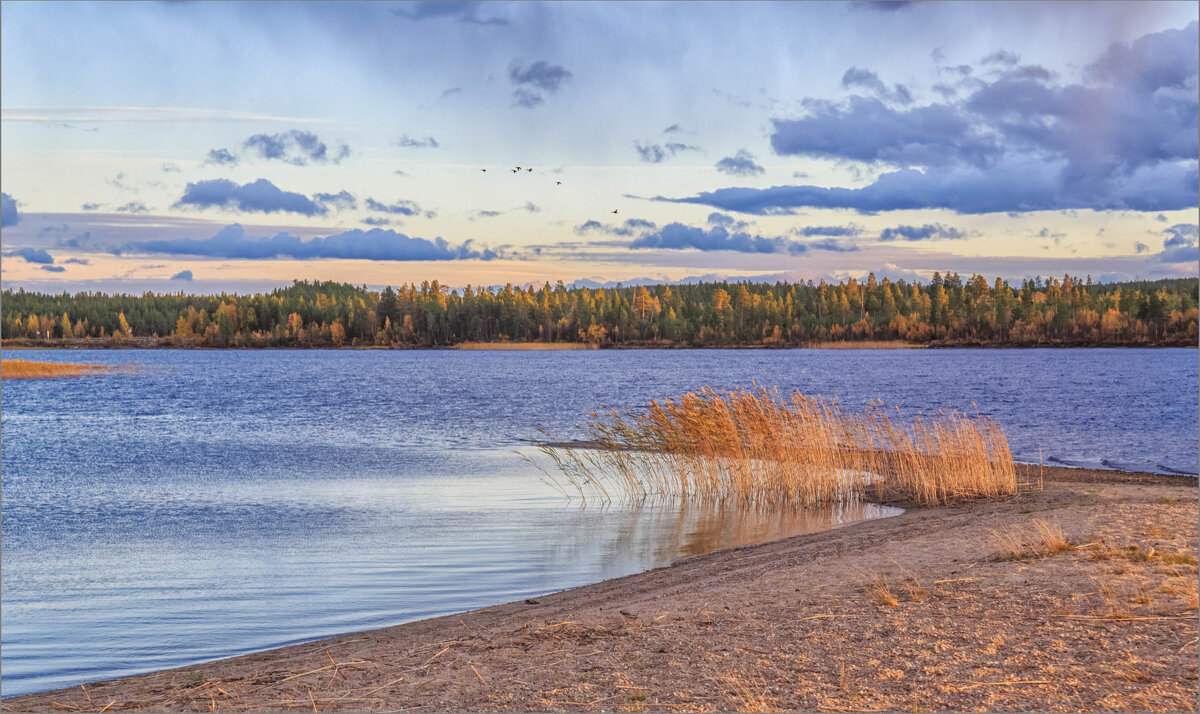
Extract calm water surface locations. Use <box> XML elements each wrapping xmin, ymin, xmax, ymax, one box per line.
<box><xmin>2</xmin><ymin>348</ymin><xmax>1196</xmax><ymax>696</ymax></box>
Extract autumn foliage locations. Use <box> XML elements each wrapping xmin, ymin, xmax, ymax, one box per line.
<box><xmin>2</xmin><ymin>273</ymin><xmax>1196</xmax><ymax>348</ymax></box>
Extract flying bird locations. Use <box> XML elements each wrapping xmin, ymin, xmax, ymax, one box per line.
<box><xmin>526</xmin><ymin>168</ymin><xmax>532</xmax><ymax>172</ymax></box>
<box><xmin>556</xmin><ymin>181</ymin><xmax>562</xmax><ymax>185</ymax></box>
<box><xmin>512</xmin><ymin>169</ymin><xmax>518</xmax><ymax>173</ymax></box>
<box><xmin>480</xmin><ymin>169</ymin><xmax>487</xmax><ymax>173</ymax></box>
<box><xmin>611</xmin><ymin>209</ymin><xmax>618</xmax><ymax>214</ymax></box>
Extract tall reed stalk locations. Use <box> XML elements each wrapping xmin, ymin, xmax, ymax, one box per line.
<box><xmin>534</xmin><ymin>386</ymin><xmax>1018</xmax><ymax>507</ymax></box>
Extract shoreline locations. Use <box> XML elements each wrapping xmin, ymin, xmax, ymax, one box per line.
<box><xmin>3</xmin><ymin>465</ymin><xmax>1197</xmax><ymax>712</ymax></box>
<box><xmin>3</xmin><ymin>340</ymin><xmax>1197</xmax><ymax>351</ymax></box>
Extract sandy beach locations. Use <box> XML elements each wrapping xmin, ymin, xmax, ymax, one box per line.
<box><xmin>4</xmin><ymin>465</ymin><xmax>1196</xmax><ymax>713</ymax></box>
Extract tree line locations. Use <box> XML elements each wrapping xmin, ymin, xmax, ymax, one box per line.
<box><xmin>2</xmin><ymin>273</ymin><xmax>1197</xmax><ymax>348</ymax></box>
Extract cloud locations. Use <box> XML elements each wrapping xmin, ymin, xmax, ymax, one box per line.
<box><xmin>81</xmin><ymin>203</ymin><xmax>102</xmax><ymax>211</ymax></box>
<box><xmin>715</xmin><ymin>150</ymin><xmax>765</xmax><ymax>177</ymax></box>
<box><xmin>1159</xmin><ymin>223</ymin><xmax>1199</xmax><ymax>263</ymax></box>
<box><xmin>663</xmin><ymin>124</ymin><xmax>682</xmax><ymax>134</ymax></box>
<box><xmin>175</xmin><ymin>178</ymin><xmax>330</xmax><ymax>216</ymax></box>
<box><xmin>116</xmin><ymin>201</ymin><xmax>150</xmax><ymax>214</ymax></box>
<box><xmin>41</xmin><ymin>265</ymin><xmax>66</xmax><ymax>273</ymax></box>
<box><xmin>2</xmin><ymin>192</ymin><xmax>21</xmax><ymax>226</ymax></box>
<box><xmin>171</xmin><ymin>270</ymin><xmax>194</xmax><ymax>281</ymax></box>
<box><xmin>1134</xmin><ymin>241</ymin><xmax>1150</xmax><ymax>253</ymax></box>
<box><xmin>114</xmin><ymin>223</ymin><xmax>498</xmax><ymax>261</ymax></box>
<box><xmin>161</xmin><ymin>162</ymin><xmax>182</xmax><ymax>173</ymax></box>
<box><xmin>878</xmin><ymin>223</ymin><xmax>966</xmax><ymax>241</ymax></box>
<box><xmin>669</xmin><ymin>23</ymin><xmax>1198</xmax><ymax>216</ymax></box>
<box><xmin>980</xmin><ymin>50</ymin><xmax>1020</xmax><ymax>66</ymax></box>
<box><xmin>794</xmin><ymin>225</ymin><xmax>863</xmax><ymax>237</ymax></box>
<box><xmin>243</xmin><ymin>130</ymin><xmax>350</xmax><ymax>165</ymax></box>
<box><xmin>841</xmin><ymin>67</ymin><xmax>913</xmax><ymax>105</ymax></box>
<box><xmin>663</xmin><ymin>157</ymin><xmax>1198</xmax><ymax>215</ymax></box>
<box><xmin>205</xmin><ymin>148</ymin><xmax>238</xmax><ymax>166</ymax></box>
<box><xmin>366</xmin><ymin>197</ymin><xmax>422</xmax><ymax>216</ymax></box>
<box><xmin>635</xmin><ymin>141</ymin><xmax>701</xmax><ymax>163</ymax></box>
<box><xmin>362</xmin><ymin>217</ymin><xmax>392</xmax><ymax>226</ymax></box>
<box><xmin>575</xmin><ymin>218</ymin><xmax>657</xmax><ymax>237</ymax></box>
<box><xmin>6</xmin><ymin>247</ymin><xmax>54</xmax><ymax>264</ymax></box>
<box><xmin>850</xmin><ymin>1</ymin><xmax>912</xmax><ymax>11</ymax></box>
<box><xmin>508</xmin><ymin>60</ymin><xmax>572</xmax><ymax>108</ymax></box>
<box><xmin>314</xmin><ymin>190</ymin><xmax>357</xmax><ymax>211</ymax></box>
<box><xmin>392</xmin><ymin>1</ymin><xmax>507</xmax><ymax>25</ymax></box>
<box><xmin>522</xmin><ymin>202</ymin><xmax>540</xmax><ymax>213</ymax></box>
<box><xmin>63</xmin><ymin>257</ymin><xmax>89</xmax><ymax>265</ymax></box>
<box><xmin>397</xmin><ymin>135</ymin><xmax>439</xmax><ymax>149</ymax></box>
<box><xmin>630</xmin><ymin>213</ymin><xmax>806</xmax><ymax>255</ymax></box>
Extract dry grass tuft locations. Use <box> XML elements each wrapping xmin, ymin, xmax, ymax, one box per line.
<box><xmin>990</xmin><ymin>526</ymin><xmax>1027</xmax><ymax>561</ymax></box>
<box><xmin>1</xmin><ymin>359</ymin><xmax>113</xmax><ymax>379</ymax></box>
<box><xmin>536</xmin><ymin>386</ymin><xmax>1018</xmax><ymax>507</ymax></box>
<box><xmin>1032</xmin><ymin>519</ymin><xmax>1073</xmax><ymax>556</ymax></box>
<box><xmin>900</xmin><ymin>577</ymin><xmax>928</xmax><ymax>603</ymax></box>
<box><xmin>709</xmin><ymin>670</ymin><xmax>778</xmax><ymax>713</ymax></box>
<box><xmin>863</xmin><ymin>575</ymin><xmax>900</xmax><ymax>607</ymax></box>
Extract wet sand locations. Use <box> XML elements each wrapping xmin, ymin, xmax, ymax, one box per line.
<box><xmin>4</xmin><ymin>465</ymin><xmax>1197</xmax><ymax>713</ymax></box>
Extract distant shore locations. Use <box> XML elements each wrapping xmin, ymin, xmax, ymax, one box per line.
<box><xmin>4</xmin><ymin>338</ymin><xmax>1197</xmax><ymax>351</ymax></box>
<box><xmin>5</xmin><ymin>464</ymin><xmax>1196</xmax><ymax>713</ymax></box>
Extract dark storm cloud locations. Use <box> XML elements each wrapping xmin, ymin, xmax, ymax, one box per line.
<box><xmin>664</xmin><ymin>23</ymin><xmax>1199</xmax><ymax>216</ymax></box>
<box><xmin>365</xmin><ymin>198</ymin><xmax>422</xmax><ymax>216</ymax></box>
<box><xmin>204</xmin><ymin>148</ymin><xmax>238</xmax><ymax>166</ymax></box>
<box><xmin>635</xmin><ymin>141</ymin><xmax>701</xmax><ymax>163</ymax></box>
<box><xmin>841</xmin><ymin>67</ymin><xmax>913</xmax><ymax>105</ymax></box>
<box><xmin>575</xmin><ymin>217</ymin><xmax>658</xmax><ymax>237</ymax></box>
<box><xmin>794</xmin><ymin>225</ymin><xmax>863</xmax><ymax>237</ymax></box>
<box><xmin>397</xmin><ymin>135</ymin><xmax>440</xmax><ymax>149</ymax></box>
<box><xmin>715</xmin><ymin>150</ymin><xmax>765</xmax><ymax>177</ymax></box>
<box><xmin>175</xmin><ymin>178</ymin><xmax>330</xmax><ymax>216</ymax></box>
<box><xmin>878</xmin><ymin>223</ymin><xmax>966</xmax><ymax>241</ymax></box>
<box><xmin>392</xmin><ymin>1</ymin><xmax>508</xmax><ymax>25</ymax></box>
<box><xmin>41</xmin><ymin>265</ymin><xmax>66</xmax><ymax>273</ymax></box>
<box><xmin>630</xmin><ymin>213</ymin><xmax>807</xmax><ymax>255</ymax></box>
<box><xmin>1159</xmin><ymin>223</ymin><xmax>1199</xmax><ymax>263</ymax></box>
<box><xmin>113</xmin><ymin>223</ymin><xmax>498</xmax><ymax>261</ymax></box>
<box><xmin>6</xmin><ymin>247</ymin><xmax>54</xmax><ymax>264</ymax></box>
<box><xmin>2</xmin><ymin>192</ymin><xmax>21</xmax><ymax>226</ymax></box>
<box><xmin>314</xmin><ymin>191</ymin><xmax>357</xmax><ymax>211</ymax></box>
<box><xmin>243</xmin><ymin>130</ymin><xmax>350</xmax><ymax>165</ymax></box>
<box><xmin>508</xmin><ymin>60</ymin><xmax>572</xmax><ymax>108</ymax></box>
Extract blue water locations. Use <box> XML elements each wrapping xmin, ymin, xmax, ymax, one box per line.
<box><xmin>2</xmin><ymin>348</ymin><xmax>1196</xmax><ymax>697</ymax></box>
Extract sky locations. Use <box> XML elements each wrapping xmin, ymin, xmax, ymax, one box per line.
<box><xmin>1</xmin><ymin>0</ymin><xmax>1197</xmax><ymax>294</ymax></box>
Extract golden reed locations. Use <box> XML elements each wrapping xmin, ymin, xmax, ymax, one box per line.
<box><xmin>1</xmin><ymin>359</ymin><xmax>113</xmax><ymax>379</ymax></box>
<box><xmin>535</xmin><ymin>386</ymin><xmax>1019</xmax><ymax>507</ymax></box>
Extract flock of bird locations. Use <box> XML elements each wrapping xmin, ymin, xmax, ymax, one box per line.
<box><xmin>479</xmin><ymin>165</ymin><xmax>617</xmax><ymax>214</ymax></box>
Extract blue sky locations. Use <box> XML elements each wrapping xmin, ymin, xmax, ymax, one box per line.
<box><xmin>1</xmin><ymin>1</ymin><xmax>1197</xmax><ymax>293</ymax></box>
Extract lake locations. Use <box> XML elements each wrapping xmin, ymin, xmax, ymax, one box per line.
<box><xmin>2</xmin><ymin>347</ymin><xmax>1196</xmax><ymax>697</ymax></box>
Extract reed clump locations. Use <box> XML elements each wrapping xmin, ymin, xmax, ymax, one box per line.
<box><xmin>535</xmin><ymin>386</ymin><xmax>1018</xmax><ymax>507</ymax></box>
<box><xmin>1</xmin><ymin>359</ymin><xmax>113</xmax><ymax>379</ymax></box>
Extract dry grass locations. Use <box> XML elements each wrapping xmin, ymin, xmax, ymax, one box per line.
<box><xmin>709</xmin><ymin>670</ymin><xmax>778</xmax><ymax>713</ymax></box>
<box><xmin>535</xmin><ymin>386</ymin><xmax>1018</xmax><ymax>507</ymax></box>
<box><xmin>1</xmin><ymin>359</ymin><xmax>114</xmax><ymax>379</ymax></box>
<box><xmin>863</xmin><ymin>575</ymin><xmax>900</xmax><ymax>607</ymax></box>
<box><xmin>989</xmin><ymin>519</ymin><xmax>1075</xmax><ymax>560</ymax></box>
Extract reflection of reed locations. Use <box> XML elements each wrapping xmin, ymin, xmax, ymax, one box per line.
<box><xmin>538</xmin><ymin>498</ymin><xmax>900</xmax><ymax>579</ymax></box>
<box><xmin>535</xmin><ymin>386</ymin><xmax>1018</xmax><ymax>507</ymax></box>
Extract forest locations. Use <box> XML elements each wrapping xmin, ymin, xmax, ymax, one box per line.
<box><xmin>2</xmin><ymin>273</ymin><xmax>1196</xmax><ymax>348</ymax></box>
